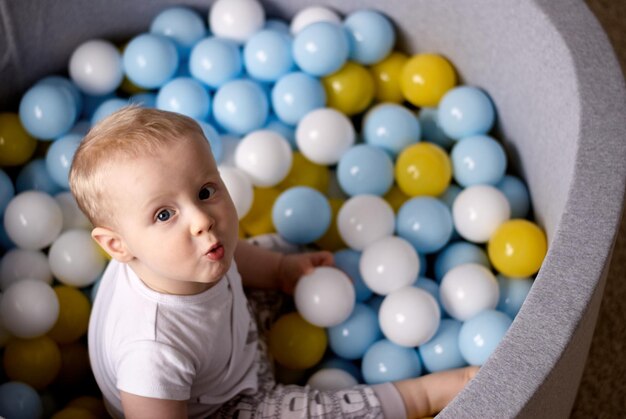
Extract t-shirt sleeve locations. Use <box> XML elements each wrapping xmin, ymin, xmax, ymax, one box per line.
<box><xmin>116</xmin><ymin>340</ymin><xmax>195</xmax><ymax>401</ymax></box>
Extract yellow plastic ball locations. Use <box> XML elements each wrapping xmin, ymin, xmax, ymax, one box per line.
<box><xmin>4</xmin><ymin>336</ymin><xmax>62</xmax><ymax>389</ymax></box>
<box><xmin>395</xmin><ymin>142</ymin><xmax>452</xmax><ymax>197</ymax></box>
<box><xmin>315</xmin><ymin>198</ymin><xmax>346</xmax><ymax>251</ymax></box>
<box><xmin>67</xmin><ymin>396</ymin><xmax>109</xmax><ymax>419</ymax></box>
<box><xmin>278</xmin><ymin>152</ymin><xmax>330</xmax><ymax>193</ymax></box>
<box><xmin>384</xmin><ymin>185</ymin><xmax>410</xmax><ymax>213</ymax></box>
<box><xmin>400</xmin><ymin>54</ymin><xmax>457</xmax><ymax>107</ymax></box>
<box><xmin>322</xmin><ymin>61</ymin><xmax>375</xmax><ymax>116</ymax></box>
<box><xmin>369</xmin><ymin>51</ymin><xmax>408</xmax><ymax>103</ymax></box>
<box><xmin>0</xmin><ymin>113</ymin><xmax>38</xmax><ymax>166</ymax></box>
<box><xmin>488</xmin><ymin>219</ymin><xmax>548</xmax><ymax>277</ymax></box>
<box><xmin>47</xmin><ymin>286</ymin><xmax>91</xmax><ymax>344</ymax></box>
<box><xmin>269</xmin><ymin>312</ymin><xmax>327</xmax><ymax>370</ymax></box>
<box><xmin>52</xmin><ymin>407</ymin><xmax>98</xmax><ymax>419</ymax></box>
<box><xmin>240</xmin><ymin>187</ymin><xmax>281</xmax><ymax>237</ymax></box>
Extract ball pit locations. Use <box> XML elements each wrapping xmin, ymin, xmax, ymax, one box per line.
<box><xmin>0</xmin><ymin>1</ymin><xmax>625</xmax><ymax>418</ymax></box>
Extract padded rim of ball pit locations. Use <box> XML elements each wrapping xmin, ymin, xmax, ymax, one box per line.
<box><xmin>1</xmin><ymin>0</ymin><xmax>625</xmax><ymax>417</ymax></box>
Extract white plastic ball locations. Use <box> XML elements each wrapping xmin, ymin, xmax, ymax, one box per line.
<box><xmin>290</xmin><ymin>6</ymin><xmax>342</xmax><ymax>34</ymax></box>
<box><xmin>48</xmin><ymin>229</ymin><xmax>106</xmax><ymax>287</ymax></box>
<box><xmin>452</xmin><ymin>185</ymin><xmax>511</xmax><ymax>243</ymax></box>
<box><xmin>0</xmin><ymin>249</ymin><xmax>53</xmax><ymax>291</ymax></box>
<box><xmin>360</xmin><ymin>236</ymin><xmax>419</xmax><ymax>295</ymax></box>
<box><xmin>379</xmin><ymin>286</ymin><xmax>441</xmax><ymax>347</ymax></box>
<box><xmin>209</xmin><ymin>0</ymin><xmax>265</xmax><ymax>43</ymax></box>
<box><xmin>234</xmin><ymin>130</ymin><xmax>293</xmax><ymax>187</ymax></box>
<box><xmin>440</xmin><ymin>263</ymin><xmax>500</xmax><ymax>321</ymax></box>
<box><xmin>294</xmin><ymin>266</ymin><xmax>355</xmax><ymax>327</ymax></box>
<box><xmin>337</xmin><ymin>195</ymin><xmax>395</xmax><ymax>251</ymax></box>
<box><xmin>296</xmin><ymin>108</ymin><xmax>355</xmax><ymax>165</ymax></box>
<box><xmin>54</xmin><ymin>191</ymin><xmax>92</xmax><ymax>232</ymax></box>
<box><xmin>218</xmin><ymin>166</ymin><xmax>254</xmax><ymax>219</ymax></box>
<box><xmin>306</xmin><ymin>368</ymin><xmax>358</xmax><ymax>391</ymax></box>
<box><xmin>69</xmin><ymin>39</ymin><xmax>124</xmax><ymax>95</ymax></box>
<box><xmin>3</xmin><ymin>191</ymin><xmax>63</xmax><ymax>250</ymax></box>
<box><xmin>0</xmin><ymin>279</ymin><xmax>59</xmax><ymax>338</ymax></box>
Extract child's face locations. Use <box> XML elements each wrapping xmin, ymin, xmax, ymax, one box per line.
<box><xmin>104</xmin><ymin>133</ymin><xmax>239</xmax><ymax>294</ymax></box>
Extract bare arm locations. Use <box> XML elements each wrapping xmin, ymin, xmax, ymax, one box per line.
<box><xmin>120</xmin><ymin>391</ymin><xmax>188</xmax><ymax>419</ymax></box>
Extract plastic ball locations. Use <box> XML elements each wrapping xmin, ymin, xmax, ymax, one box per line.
<box><xmin>418</xmin><ymin>107</ymin><xmax>454</xmax><ymax>150</ymax></box>
<box><xmin>440</xmin><ymin>184</ymin><xmax>465</xmax><ymax>210</ymax></box>
<box><xmin>292</xmin><ymin>21</ymin><xmax>350</xmax><ymax>77</ymax></box>
<box><xmin>337</xmin><ymin>144</ymin><xmax>394</xmax><ymax>197</ymax></box>
<box><xmin>314</xmin><ymin>197</ymin><xmax>346</xmax><ymax>252</ymax></box>
<box><xmin>264</xmin><ymin>115</ymin><xmax>297</xmax><ymax>149</ymax></box>
<box><xmin>271</xmin><ymin>72</ymin><xmax>326</xmax><ymax>125</ymax></box>
<box><xmin>19</xmin><ymin>83</ymin><xmax>77</xmax><ymax>140</ymax></box>
<box><xmin>0</xmin><ymin>113</ymin><xmax>37</xmax><ymax>166</ymax></box>
<box><xmin>395</xmin><ymin>142</ymin><xmax>452</xmax><ymax>197</ymax></box>
<box><xmin>0</xmin><ymin>280</ymin><xmax>59</xmax><ymax>338</ymax></box>
<box><xmin>344</xmin><ymin>9</ymin><xmax>395</xmax><ymax>65</ymax></box>
<box><xmin>48</xmin><ymin>229</ymin><xmax>106</xmax><ymax>287</ymax></box>
<box><xmin>277</xmin><ymin>151</ymin><xmax>329</xmax><ymax>193</ymax></box>
<box><xmin>327</xmin><ymin>303</ymin><xmax>382</xmax><ymax>360</ymax></box>
<box><xmin>290</xmin><ymin>6</ymin><xmax>341</xmax><ymax>34</ymax></box>
<box><xmin>418</xmin><ymin>318</ymin><xmax>467</xmax><ymax>373</ymax></box>
<box><xmin>69</xmin><ymin>39</ymin><xmax>123</xmax><ymax>95</ymax></box>
<box><xmin>334</xmin><ymin>248</ymin><xmax>372</xmax><ymax>302</ymax></box>
<box><xmin>272</xmin><ymin>186</ymin><xmax>331</xmax><ymax>244</ymax></box>
<box><xmin>337</xmin><ymin>195</ymin><xmax>395</xmax><ymax>251</ymax></box>
<box><xmin>321</xmin><ymin>61</ymin><xmax>375</xmax><ymax>116</ymax></box>
<box><xmin>4</xmin><ymin>336</ymin><xmax>61</xmax><ymax>389</ymax></box>
<box><xmin>197</xmin><ymin>121</ymin><xmax>223</xmax><ymax>163</ymax></box>
<box><xmin>45</xmin><ymin>133</ymin><xmax>82</xmax><ymax>189</ymax></box>
<box><xmin>37</xmin><ymin>77</ymin><xmax>83</xmax><ymax>117</ymax></box>
<box><xmin>0</xmin><ymin>248</ymin><xmax>53</xmax><ymax>291</ymax></box>
<box><xmin>209</xmin><ymin>0</ymin><xmax>265</xmax><ymax>43</ymax></box>
<box><xmin>495</xmin><ymin>175</ymin><xmax>531</xmax><ymax>219</ymax></box>
<box><xmin>451</xmin><ymin>135</ymin><xmax>507</xmax><ymax>187</ymax></box>
<box><xmin>452</xmin><ymin>185</ymin><xmax>511</xmax><ymax>243</ymax></box>
<box><xmin>487</xmin><ymin>219</ymin><xmax>547</xmax><ymax>277</ymax></box>
<box><xmin>213</xmin><ymin>79</ymin><xmax>269</xmax><ymax>135</ymax></box>
<box><xmin>363</xmin><ymin>103</ymin><xmax>421</xmax><ymax>157</ymax></box>
<box><xmin>440</xmin><ymin>263</ymin><xmax>499</xmax><ymax>321</ymax></box>
<box><xmin>15</xmin><ymin>159</ymin><xmax>61</xmax><ymax>195</ymax></box>
<box><xmin>52</xmin><ymin>407</ymin><xmax>99</xmax><ymax>419</ymax></box>
<box><xmin>150</xmin><ymin>6</ymin><xmax>207</xmax><ymax>59</ymax></box>
<box><xmin>396</xmin><ymin>197</ymin><xmax>454</xmax><ymax>254</ymax></box>
<box><xmin>244</xmin><ymin>29</ymin><xmax>294</xmax><ymax>82</ymax></box>
<box><xmin>438</xmin><ymin>85</ymin><xmax>496</xmax><ymax>140</ymax></box>
<box><xmin>360</xmin><ymin>236</ymin><xmax>419</xmax><ymax>295</ymax></box>
<box><xmin>434</xmin><ymin>241</ymin><xmax>490</xmax><ymax>282</ymax></box>
<box><xmin>122</xmin><ymin>33</ymin><xmax>179</xmax><ymax>89</ymax></box>
<box><xmin>0</xmin><ymin>170</ymin><xmax>15</xmax><ymax>214</ymax></box>
<box><xmin>4</xmin><ymin>191</ymin><xmax>63</xmax><ymax>250</ymax></box>
<box><xmin>383</xmin><ymin>185</ymin><xmax>410</xmax><ymax>213</ymax></box>
<box><xmin>128</xmin><ymin>92</ymin><xmax>157</xmax><ymax>108</ymax></box>
<box><xmin>265</xmin><ymin>18</ymin><xmax>290</xmax><ymax>34</ymax></box>
<box><xmin>239</xmin><ymin>187</ymin><xmax>281</xmax><ymax>236</ymax></box>
<box><xmin>54</xmin><ymin>192</ymin><xmax>92</xmax><ymax>232</ymax></box>
<box><xmin>497</xmin><ymin>275</ymin><xmax>534</xmax><ymax>318</ymax></box>
<box><xmin>90</xmin><ymin>97</ymin><xmax>129</xmax><ymax>125</ymax></box>
<box><xmin>413</xmin><ymin>276</ymin><xmax>443</xmax><ymax>315</ymax></box>
<box><xmin>156</xmin><ymin>77</ymin><xmax>211</xmax><ymax>120</ymax></box>
<box><xmin>379</xmin><ymin>286</ymin><xmax>440</xmax><ymax>347</ymax></box>
<box><xmin>400</xmin><ymin>53</ymin><xmax>456</xmax><ymax>107</ymax></box>
<box><xmin>0</xmin><ymin>381</ymin><xmax>43</xmax><ymax>419</ymax></box>
<box><xmin>306</xmin><ymin>368</ymin><xmax>358</xmax><ymax>391</ymax></box>
<box><xmin>369</xmin><ymin>51</ymin><xmax>407</xmax><ymax>103</ymax></box>
<box><xmin>296</xmin><ymin>108</ymin><xmax>355</xmax><ymax>165</ymax></box>
<box><xmin>458</xmin><ymin>309</ymin><xmax>512</xmax><ymax>366</ymax></box>
<box><xmin>47</xmin><ymin>286</ymin><xmax>91</xmax><ymax>344</ymax></box>
<box><xmin>269</xmin><ymin>312</ymin><xmax>327</xmax><ymax>370</ymax></box>
<box><xmin>218</xmin><ymin>166</ymin><xmax>253</xmax><ymax>219</ymax></box>
<box><xmin>234</xmin><ymin>129</ymin><xmax>292</xmax><ymax>187</ymax></box>
<box><xmin>189</xmin><ymin>37</ymin><xmax>243</xmax><ymax>88</ymax></box>
<box><xmin>361</xmin><ymin>339</ymin><xmax>422</xmax><ymax>384</ymax></box>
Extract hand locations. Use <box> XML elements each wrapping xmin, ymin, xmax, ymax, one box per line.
<box><xmin>276</xmin><ymin>251</ymin><xmax>334</xmax><ymax>294</ymax></box>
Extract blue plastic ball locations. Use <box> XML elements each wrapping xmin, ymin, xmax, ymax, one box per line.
<box><xmin>337</xmin><ymin>144</ymin><xmax>394</xmax><ymax>197</ymax></box>
<box><xmin>0</xmin><ymin>169</ymin><xmax>15</xmax><ymax>216</ymax></box>
<box><xmin>292</xmin><ymin>21</ymin><xmax>350</xmax><ymax>76</ymax></box>
<box><xmin>343</xmin><ymin>9</ymin><xmax>395</xmax><ymax>65</ymax></box>
<box><xmin>81</xmin><ymin>93</ymin><xmax>114</xmax><ymax>119</ymax></box>
<box><xmin>244</xmin><ymin>29</ymin><xmax>294</xmax><ymax>82</ymax></box>
<box><xmin>123</xmin><ymin>33</ymin><xmax>179</xmax><ymax>89</ymax></box>
<box><xmin>16</xmin><ymin>159</ymin><xmax>63</xmax><ymax>195</ymax></box>
<box><xmin>265</xmin><ymin>18</ymin><xmax>291</xmax><ymax>35</ymax></box>
<box><xmin>438</xmin><ymin>86</ymin><xmax>496</xmax><ymax>140</ymax></box>
<box><xmin>37</xmin><ymin>76</ymin><xmax>83</xmax><ymax>117</ymax></box>
<box><xmin>272</xmin><ymin>186</ymin><xmax>331</xmax><ymax>244</ymax></box>
<box><xmin>497</xmin><ymin>275</ymin><xmax>534</xmax><ymax>318</ymax></box>
<box><xmin>0</xmin><ymin>381</ymin><xmax>43</xmax><ymax>419</ymax></box>
<box><xmin>367</xmin><ymin>294</ymin><xmax>385</xmax><ymax>315</ymax></box>
<box><xmin>328</xmin><ymin>303</ymin><xmax>382</xmax><ymax>360</ymax></box>
<box><xmin>197</xmin><ymin>121</ymin><xmax>223</xmax><ymax>163</ymax></box>
<box><xmin>189</xmin><ymin>37</ymin><xmax>243</xmax><ymax>88</ymax></box>
<box><xmin>363</xmin><ymin>103</ymin><xmax>421</xmax><ymax>157</ymax></box>
<box><xmin>414</xmin><ymin>276</ymin><xmax>443</xmax><ymax>316</ymax></box>
<box><xmin>334</xmin><ymin>248</ymin><xmax>372</xmax><ymax>302</ymax></box>
<box><xmin>434</xmin><ymin>241</ymin><xmax>491</xmax><ymax>282</ymax></box>
<box><xmin>129</xmin><ymin>92</ymin><xmax>157</xmax><ymax>108</ymax></box>
<box><xmin>496</xmin><ymin>175</ymin><xmax>531</xmax><ymax>219</ymax></box>
<box><xmin>459</xmin><ymin>309</ymin><xmax>512</xmax><ymax>365</ymax></box>
<box><xmin>362</xmin><ymin>339</ymin><xmax>422</xmax><ymax>384</ymax></box>
<box><xmin>418</xmin><ymin>318</ymin><xmax>467</xmax><ymax>372</ymax></box>
<box><xmin>271</xmin><ymin>72</ymin><xmax>326</xmax><ymax>125</ymax></box>
<box><xmin>45</xmin><ymin>133</ymin><xmax>82</xmax><ymax>189</ymax></box>
<box><xmin>439</xmin><ymin>184</ymin><xmax>463</xmax><ymax>209</ymax></box>
<box><xmin>396</xmin><ymin>197</ymin><xmax>453</xmax><ymax>254</ymax></box>
<box><xmin>264</xmin><ymin>115</ymin><xmax>296</xmax><ymax>149</ymax></box>
<box><xmin>451</xmin><ymin>135</ymin><xmax>507</xmax><ymax>187</ymax></box>
<box><xmin>19</xmin><ymin>83</ymin><xmax>77</xmax><ymax>140</ymax></box>
<box><xmin>418</xmin><ymin>107</ymin><xmax>454</xmax><ymax>149</ymax></box>
<box><xmin>213</xmin><ymin>79</ymin><xmax>269</xmax><ymax>135</ymax></box>
<box><xmin>91</xmin><ymin>97</ymin><xmax>129</xmax><ymax>125</ymax></box>
<box><xmin>150</xmin><ymin>6</ymin><xmax>207</xmax><ymax>59</ymax></box>
<box><xmin>157</xmin><ymin>77</ymin><xmax>211</xmax><ymax>120</ymax></box>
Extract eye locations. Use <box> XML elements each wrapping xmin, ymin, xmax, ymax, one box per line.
<box><xmin>156</xmin><ymin>209</ymin><xmax>173</xmax><ymax>222</ymax></box>
<box><xmin>199</xmin><ymin>185</ymin><xmax>216</xmax><ymax>200</ymax></box>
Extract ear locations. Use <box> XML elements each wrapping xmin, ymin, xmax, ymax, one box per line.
<box><xmin>92</xmin><ymin>227</ymin><xmax>133</xmax><ymax>263</ymax></box>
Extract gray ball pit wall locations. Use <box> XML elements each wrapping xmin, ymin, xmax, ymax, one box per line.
<box><xmin>1</xmin><ymin>0</ymin><xmax>625</xmax><ymax>417</ymax></box>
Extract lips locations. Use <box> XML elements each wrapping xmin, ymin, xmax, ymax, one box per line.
<box><xmin>205</xmin><ymin>242</ymin><xmax>225</xmax><ymax>261</ymax></box>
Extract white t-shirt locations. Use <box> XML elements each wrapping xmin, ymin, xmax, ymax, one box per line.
<box><xmin>88</xmin><ymin>260</ymin><xmax>259</xmax><ymax>418</ymax></box>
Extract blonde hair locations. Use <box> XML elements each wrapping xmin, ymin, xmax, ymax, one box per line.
<box><xmin>69</xmin><ymin>106</ymin><xmax>207</xmax><ymax>227</ymax></box>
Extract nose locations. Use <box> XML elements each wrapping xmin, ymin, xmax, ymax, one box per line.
<box><xmin>189</xmin><ymin>205</ymin><xmax>214</xmax><ymax>236</ymax></box>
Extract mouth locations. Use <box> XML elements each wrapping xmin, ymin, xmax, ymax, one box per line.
<box><xmin>204</xmin><ymin>242</ymin><xmax>225</xmax><ymax>261</ymax></box>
